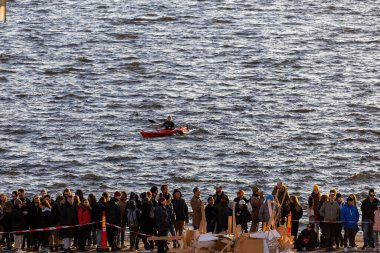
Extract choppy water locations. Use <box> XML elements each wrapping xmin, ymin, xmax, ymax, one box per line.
<box><xmin>1</xmin><ymin>0</ymin><xmax>380</xmax><ymax>202</ymax></box>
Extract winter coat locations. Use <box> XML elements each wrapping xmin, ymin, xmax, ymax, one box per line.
<box><xmin>126</xmin><ymin>208</ymin><xmax>141</xmax><ymax>228</ymax></box>
<box><xmin>140</xmin><ymin>199</ymin><xmax>154</xmax><ymax>234</ymax></box>
<box><xmin>236</xmin><ymin>205</ymin><xmax>251</xmax><ymax>229</ymax></box>
<box><xmin>373</xmin><ymin>210</ymin><xmax>380</xmax><ymax>231</ymax></box>
<box><xmin>205</xmin><ymin>204</ymin><xmax>217</xmax><ymax>223</ymax></box>
<box><xmin>250</xmin><ymin>195</ymin><xmax>264</xmax><ymax>222</ymax></box>
<box><xmin>93</xmin><ymin>202</ymin><xmax>107</xmax><ymax>229</ymax></box>
<box><xmin>107</xmin><ymin>197</ymin><xmax>121</xmax><ymax>225</ymax></box>
<box><xmin>3</xmin><ymin>209</ymin><xmax>12</xmax><ymax>232</ymax></box>
<box><xmin>154</xmin><ymin>204</ymin><xmax>169</xmax><ymax>232</ymax></box>
<box><xmin>11</xmin><ymin>206</ymin><xmax>25</xmax><ymax>235</ymax></box>
<box><xmin>60</xmin><ymin>203</ymin><xmax>78</xmax><ymax>238</ymax></box>
<box><xmin>118</xmin><ymin>199</ymin><xmax>127</xmax><ymax>226</ymax></box>
<box><xmin>213</xmin><ymin>191</ymin><xmax>229</xmax><ymax>206</ymax></box>
<box><xmin>295</xmin><ymin>227</ymin><xmax>318</xmax><ymax>248</ymax></box>
<box><xmin>191</xmin><ymin>195</ymin><xmax>202</xmax><ymax>227</ymax></box>
<box><xmin>77</xmin><ymin>204</ymin><xmax>91</xmax><ymax>225</ymax></box>
<box><xmin>361</xmin><ymin>197</ymin><xmax>379</xmax><ymax>221</ymax></box>
<box><xmin>308</xmin><ymin>191</ymin><xmax>321</xmax><ymax>220</ymax></box>
<box><xmin>50</xmin><ymin>200</ymin><xmax>61</xmax><ymax>225</ymax></box>
<box><xmin>172</xmin><ymin>197</ymin><xmax>189</xmax><ymax>222</ymax></box>
<box><xmin>259</xmin><ymin>200</ymin><xmax>279</xmax><ymax>223</ymax></box>
<box><xmin>319</xmin><ymin>200</ymin><xmax>340</xmax><ymax>222</ymax></box>
<box><xmin>41</xmin><ymin>208</ymin><xmax>53</xmax><ymax>228</ymax></box>
<box><xmin>340</xmin><ymin>204</ymin><xmax>359</xmax><ymax>229</ymax></box>
<box><xmin>290</xmin><ymin>203</ymin><xmax>303</xmax><ymax>221</ymax></box>
<box><xmin>165</xmin><ymin>204</ymin><xmax>175</xmax><ymax>224</ymax></box>
<box><xmin>30</xmin><ymin>204</ymin><xmax>42</xmax><ymax>229</ymax></box>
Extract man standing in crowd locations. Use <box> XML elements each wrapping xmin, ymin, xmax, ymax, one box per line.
<box><xmin>213</xmin><ymin>185</ymin><xmax>229</xmax><ymax>233</ymax></box>
<box><xmin>191</xmin><ymin>187</ymin><xmax>203</xmax><ymax>230</ymax></box>
<box><xmin>319</xmin><ymin>190</ymin><xmax>340</xmax><ymax>252</ymax></box>
<box><xmin>361</xmin><ymin>188</ymin><xmax>379</xmax><ymax>250</ymax></box>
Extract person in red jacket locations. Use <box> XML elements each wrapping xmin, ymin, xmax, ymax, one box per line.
<box><xmin>77</xmin><ymin>198</ymin><xmax>92</xmax><ymax>252</ymax></box>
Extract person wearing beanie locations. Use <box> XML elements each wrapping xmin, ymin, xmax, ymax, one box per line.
<box><xmin>249</xmin><ymin>186</ymin><xmax>264</xmax><ymax>232</ymax></box>
<box><xmin>154</xmin><ymin>197</ymin><xmax>169</xmax><ymax>253</ymax></box>
<box><xmin>319</xmin><ymin>191</ymin><xmax>340</xmax><ymax>251</ymax></box>
<box><xmin>373</xmin><ymin>202</ymin><xmax>380</xmax><ymax>251</ymax></box>
<box><xmin>126</xmin><ymin>200</ymin><xmax>141</xmax><ymax>251</ymax></box>
<box><xmin>213</xmin><ymin>185</ymin><xmax>229</xmax><ymax>233</ymax></box>
<box><xmin>308</xmin><ymin>184</ymin><xmax>321</xmax><ymax>236</ymax></box>
<box><xmin>361</xmin><ymin>188</ymin><xmax>379</xmax><ymax>249</ymax></box>
<box><xmin>294</xmin><ymin>223</ymin><xmax>318</xmax><ymax>251</ymax></box>
<box><xmin>334</xmin><ymin>193</ymin><xmax>344</xmax><ymax>249</ymax></box>
<box><xmin>236</xmin><ymin>199</ymin><xmax>251</xmax><ymax>233</ymax></box>
<box><xmin>272</xmin><ymin>182</ymin><xmax>290</xmax><ymax>226</ymax></box>
<box><xmin>172</xmin><ymin>189</ymin><xmax>188</xmax><ymax>248</ymax></box>
<box><xmin>340</xmin><ymin>196</ymin><xmax>359</xmax><ymax>251</ymax></box>
<box><xmin>259</xmin><ymin>193</ymin><xmax>279</xmax><ymax>230</ymax></box>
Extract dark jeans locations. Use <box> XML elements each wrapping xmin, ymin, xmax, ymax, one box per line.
<box><xmin>335</xmin><ymin>223</ymin><xmax>344</xmax><ymax>248</ymax></box>
<box><xmin>363</xmin><ymin>219</ymin><xmax>374</xmax><ymax>247</ymax></box>
<box><xmin>157</xmin><ymin>230</ymin><xmax>168</xmax><ymax>253</ymax></box>
<box><xmin>344</xmin><ymin>228</ymin><xmax>357</xmax><ymax>248</ymax></box>
<box><xmin>129</xmin><ymin>226</ymin><xmax>139</xmax><ymax>250</ymax></box>
<box><xmin>325</xmin><ymin>222</ymin><xmax>336</xmax><ymax>249</ymax></box>
<box><xmin>78</xmin><ymin>225</ymin><xmax>91</xmax><ymax>250</ymax></box>
<box><xmin>106</xmin><ymin>225</ymin><xmax>119</xmax><ymax>249</ymax></box>
<box><xmin>207</xmin><ymin>221</ymin><xmax>216</xmax><ymax>233</ymax></box>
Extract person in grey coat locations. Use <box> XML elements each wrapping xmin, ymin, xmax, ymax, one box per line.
<box><xmin>259</xmin><ymin>194</ymin><xmax>279</xmax><ymax>230</ymax></box>
<box><xmin>319</xmin><ymin>191</ymin><xmax>340</xmax><ymax>252</ymax></box>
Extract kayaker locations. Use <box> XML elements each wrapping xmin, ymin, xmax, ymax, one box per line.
<box><xmin>161</xmin><ymin>115</ymin><xmax>175</xmax><ymax>130</ymax></box>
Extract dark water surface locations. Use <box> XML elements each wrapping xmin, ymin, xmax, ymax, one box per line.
<box><xmin>1</xmin><ymin>0</ymin><xmax>379</xmax><ymax>201</ymax></box>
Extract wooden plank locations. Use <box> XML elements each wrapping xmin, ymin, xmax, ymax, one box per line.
<box><xmin>147</xmin><ymin>235</ymin><xmax>182</xmax><ymax>241</ymax></box>
<box><xmin>0</xmin><ymin>0</ymin><xmax>6</xmax><ymax>22</ymax></box>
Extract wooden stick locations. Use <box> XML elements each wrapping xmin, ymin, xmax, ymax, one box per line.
<box><xmin>0</xmin><ymin>0</ymin><xmax>6</xmax><ymax>22</ymax></box>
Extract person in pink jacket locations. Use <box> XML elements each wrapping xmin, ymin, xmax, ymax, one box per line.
<box><xmin>373</xmin><ymin>202</ymin><xmax>380</xmax><ymax>250</ymax></box>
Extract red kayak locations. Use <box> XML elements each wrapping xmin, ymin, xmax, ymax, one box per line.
<box><xmin>140</xmin><ymin>126</ymin><xmax>189</xmax><ymax>138</ymax></box>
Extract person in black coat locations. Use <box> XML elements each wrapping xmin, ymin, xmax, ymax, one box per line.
<box><xmin>12</xmin><ymin>199</ymin><xmax>26</xmax><ymax>252</ymax></box>
<box><xmin>205</xmin><ymin>196</ymin><xmax>217</xmax><ymax>233</ymax></box>
<box><xmin>44</xmin><ymin>194</ymin><xmax>62</xmax><ymax>251</ymax></box>
<box><xmin>40</xmin><ymin>200</ymin><xmax>53</xmax><ymax>252</ymax></box>
<box><xmin>139</xmin><ymin>192</ymin><xmax>154</xmax><ymax>251</ymax></box>
<box><xmin>93</xmin><ymin>197</ymin><xmax>107</xmax><ymax>250</ymax></box>
<box><xmin>290</xmin><ymin>195</ymin><xmax>303</xmax><ymax>238</ymax></box>
<box><xmin>236</xmin><ymin>200</ymin><xmax>252</xmax><ymax>233</ymax></box>
<box><xmin>2</xmin><ymin>201</ymin><xmax>13</xmax><ymax>250</ymax></box>
<box><xmin>155</xmin><ymin>197</ymin><xmax>169</xmax><ymax>253</ymax></box>
<box><xmin>60</xmin><ymin>195</ymin><xmax>78</xmax><ymax>253</ymax></box>
<box><xmin>172</xmin><ymin>189</ymin><xmax>188</xmax><ymax>244</ymax></box>
<box><xmin>107</xmin><ymin>192</ymin><xmax>121</xmax><ymax>251</ymax></box>
<box><xmin>30</xmin><ymin>195</ymin><xmax>42</xmax><ymax>251</ymax></box>
<box><xmin>294</xmin><ymin>224</ymin><xmax>318</xmax><ymax>251</ymax></box>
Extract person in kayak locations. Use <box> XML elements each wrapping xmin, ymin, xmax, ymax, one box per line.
<box><xmin>161</xmin><ymin>115</ymin><xmax>175</xmax><ymax>130</ymax></box>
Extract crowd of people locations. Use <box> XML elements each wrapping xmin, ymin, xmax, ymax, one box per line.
<box><xmin>0</xmin><ymin>183</ymin><xmax>379</xmax><ymax>253</ymax></box>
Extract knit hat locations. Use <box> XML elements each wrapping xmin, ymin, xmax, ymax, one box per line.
<box><xmin>252</xmin><ymin>186</ymin><xmax>260</xmax><ymax>194</ymax></box>
<box><xmin>158</xmin><ymin>197</ymin><xmax>166</xmax><ymax>203</ymax></box>
<box><xmin>266</xmin><ymin>194</ymin><xmax>273</xmax><ymax>200</ymax></box>
<box><xmin>215</xmin><ymin>184</ymin><xmax>222</xmax><ymax>189</ymax></box>
<box><xmin>236</xmin><ymin>189</ymin><xmax>245</xmax><ymax>195</ymax></box>
<box><xmin>347</xmin><ymin>197</ymin><xmax>353</xmax><ymax>202</ymax></box>
<box><xmin>313</xmin><ymin>184</ymin><xmax>319</xmax><ymax>192</ymax></box>
<box><xmin>114</xmin><ymin>191</ymin><xmax>121</xmax><ymax>198</ymax></box>
<box><xmin>336</xmin><ymin>193</ymin><xmax>342</xmax><ymax>199</ymax></box>
<box><xmin>140</xmin><ymin>192</ymin><xmax>147</xmax><ymax>199</ymax></box>
<box><xmin>369</xmin><ymin>189</ymin><xmax>375</xmax><ymax>195</ymax></box>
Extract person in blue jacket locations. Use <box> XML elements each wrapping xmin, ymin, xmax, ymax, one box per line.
<box><xmin>340</xmin><ymin>196</ymin><xmax>359</xmax><ymax>251</ymax></box>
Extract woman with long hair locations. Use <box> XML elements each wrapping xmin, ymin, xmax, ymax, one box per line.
<box><xmin>290</xmin><ymin>195</ymin><xmax>303</xmax><ymax>238</ymax></box>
